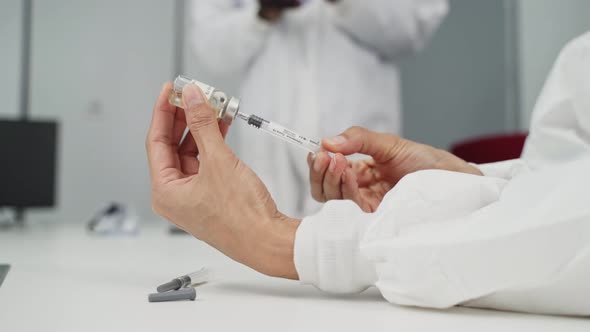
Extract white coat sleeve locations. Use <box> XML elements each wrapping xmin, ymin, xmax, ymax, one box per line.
<box><xmin>295</xmin><ymin>170</ymin><xmax>508</xmax><ymax>293</ymax></box>
<box><xmin>470</xmin><ymin>32</ymin><xmax>590</xmax><ymax>181</ymax></box>
<box><xmin>189</xmin><ymin>0</ymin><xmax>272</xmax><ymax>76</ymax></box>
<box><xmin>295</xmin><ymin>32</ymin><xmax>590</xmax><ymax>316</ymax></box>
<box><xmin>329</xmin><ymin>0</ymin><xmax>448</xmax><ymax>60</ymax></box>
<box><xmin>294</xmin><ymin>163</ymin><xmax>590</xmax><ymax>316</ymax></box>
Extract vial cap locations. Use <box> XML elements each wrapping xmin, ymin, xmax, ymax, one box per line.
<box><xmin>223</xmin><ymin>97</ymin><xmax>241</xmax><ymax>124</ymax></box>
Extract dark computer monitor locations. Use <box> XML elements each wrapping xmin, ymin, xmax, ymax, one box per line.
<box><xmin>0</xmin><ymin>120</ymin><xmax>58</xmax><ymax>210</ymax></box>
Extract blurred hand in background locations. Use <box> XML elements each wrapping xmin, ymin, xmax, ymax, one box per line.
<box><xmin>258</xmin><ymin>0</ymin><xmax>302</xmax><ymax>21</ymax></box>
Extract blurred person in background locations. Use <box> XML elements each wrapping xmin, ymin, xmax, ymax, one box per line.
<box><xmin>189</xmin><ymin>0</ymin><xmax>448</xmax><ymax>217</ymax></box>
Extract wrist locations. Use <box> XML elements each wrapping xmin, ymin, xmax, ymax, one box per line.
<box><xmin>256</xmin><ymin>214</ymin><xmax>301</xmax><ymax>279</ymax></box>
<box><xmin>198</xmin><ymin>211</ymin><xmax>300</xmax><ymax>280</ymax></box>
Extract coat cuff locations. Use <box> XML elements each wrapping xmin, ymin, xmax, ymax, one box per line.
<box><xmin>294</xmin><ymin>200</ymin><xmax>377</xmax><ymax>293</ymax></box>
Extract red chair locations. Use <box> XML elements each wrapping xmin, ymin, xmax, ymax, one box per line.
<box><xmin>450</xmin><ymin>133</ymin><xmax>528</xmax><ymax>164</ymax></box>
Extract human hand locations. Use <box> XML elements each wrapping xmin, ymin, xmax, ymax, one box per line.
<box><xmin>258</xmin><ymin>0</ymin><xmax>301</xmax><ymax>22</ymax></box>
<box><xmin>308</xmin><ymin>126</ymin><xmax>482</xmax><ymax>212</ymax></box>
<box><xmin>147</xmin><ymin>82</ymin><xmax>299</xmax><ymax>279</ymax></box>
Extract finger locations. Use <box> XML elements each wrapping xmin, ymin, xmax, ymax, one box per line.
<box><xmin>179</xmin><ymin>131</ymin><xmax>200</xmax><ymax>175</ymax></box>
<box><xmin>177</xmin><ymin>116</ymin><xmax>229</xmax><ymax>155</ymax></box>
<box><xmin>146</xmin><ymin>82</ymin><xmax>183</xmax><ymax>183</ymax></box>
<box><xmin>364</xmin><ymin>191</ymin><xmax>383</xmax><ymax>213</ymax></box>
<box><xmin>178</xmin><ymin>129</ymin><xmax>196</xmax><ymax>155</ymax></box>
<box><xmin>323</xmin><ymin>153</ymin><xmax>347</xmax><ymax>200</ymax></box>
<box><xmin>353</xmin><ymin>159</ymin><xmax>378</xmax><ymax>187</ymax></box>
<box><xmin>309</xmin><ymin>151</ymin><xmax>330</xmax><ymax>202</ymax></box>
<box><xmin>176</xmin><ymin>110</ymin><xmax>229</xmax><ymax>164</ymax></box>
<box><xmin>182</xmin><ymin>84</ymin><xmax>228</xmax><ymax>159</ymax></box>
<box><xmin>322</xmin><ymin>126</ymin><xmax>403</xmax><ymax>163</ymax></box>
<box><xmin>172</xmin><ymin>105</ymin><xmax>187</xmax><ymax>145</ymax></box>
<box><xmin>341</xmin><ymin>167</ymin><xmax>369</xmax><ymax>212</ymax></box>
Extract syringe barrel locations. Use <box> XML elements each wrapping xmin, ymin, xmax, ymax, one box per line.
<box><xmin>246</xmin><ymin>115</ymin><xmax>321</xmax><ymax>154</ymax></box>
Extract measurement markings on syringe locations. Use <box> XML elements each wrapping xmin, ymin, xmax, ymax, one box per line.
<box><xmin>271</xmin><ymin>127</ymin><xmax>305</xmax><ymax>145</ymax></box>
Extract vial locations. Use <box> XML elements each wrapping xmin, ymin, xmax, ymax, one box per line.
<box><xmin>169</xmin><ymin>75</ymin><xmax>240</xmax><ymax>124</ymax></box>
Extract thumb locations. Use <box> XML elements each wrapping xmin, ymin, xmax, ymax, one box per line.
<box><xmin>322</xmin><ymin>126</ymin><xmax>403</xmax><ymax>162</ymax></box>
<box><xmin>182</xmin><ymin>83</ymin><xmax>226</xmax><ymax>157</ymax></box>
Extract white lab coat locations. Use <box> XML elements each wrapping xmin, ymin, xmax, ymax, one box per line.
<box><xmin>294</xmin><ymin>32</ymin><xmax>590</xmax><ymax>316</ymax></box>
<box><xmin>189</xmin><ymin>0</ymin><xmax>448</xmax><ymax>217</ymax></box>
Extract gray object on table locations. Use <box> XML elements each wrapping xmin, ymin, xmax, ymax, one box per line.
<box><xmin>0</xmin><ymin>264</ymin><xmax>10</xmax><ymax>287</ymax></box>
<box><xmin>157</xmin><ymin>279</ymin><xmax>183</xmax><ymax>293</ymax></box>
<box><xmin>148</xmin><ymin>287</ymin><xmax>196</xmax><ymax>303</ymax></box>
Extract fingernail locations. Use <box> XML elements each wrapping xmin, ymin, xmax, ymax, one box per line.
<box><xmin>324</xmin><ymin>135</ymin><xmax>347</xmax><ymax>146</ymax></box>
<box><xmin>313</xmin><ymin>156</ymin><xmax>322</xmax><ymax>172</ymax></box>
<box><xmin>328</xmin><ymin>156</ymin><xmax>336</xmax><ymax>172</ymax></box>
<box><xmin>183</xmin><ymin>84</ymin><xmax>204</xmax><ymax>109</ymax></box>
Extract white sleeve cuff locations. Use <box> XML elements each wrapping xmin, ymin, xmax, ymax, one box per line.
<box><xmin>294</xmin><ymin>200</ymin><xmax>377</xmax><ymax>293</ymax></box>
<box><xmin>293</xmin><ymin>216</ymin><xmax>318</xmax><ymax>286</ymax></box>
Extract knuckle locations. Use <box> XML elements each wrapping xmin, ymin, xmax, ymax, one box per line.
<box><xmin>187</xmin><ymin>107</ymin><xmax>216</xmax><ymax>132</ymax></box>
<box><xmin>381</xmin><ymin>133</ymin><xmax>403</xmax><ymax>157</ymax></box>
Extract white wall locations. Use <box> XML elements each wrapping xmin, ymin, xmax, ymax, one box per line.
<box><xmin>401</xmin><ymin>0</ymin><xmax>514</xmax><ymax>149</ymax></box>
<box><xmin>517</xmin><ymin>0</ymin><xmax>590</xmax><ymax>128</ymax></box>
<box><xmin>0</xmin><ymin>0</ymin><xmax>22</xmax><ymax>118</ymax></box>
<box><xmin>26</xmin><ymin>0</ymin><xmax>175</xmax><ymax>222</ymax></box>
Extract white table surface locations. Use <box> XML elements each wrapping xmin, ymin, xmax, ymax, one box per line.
<box><xmin>0</xmin><ymin>222</ymin><xmax>588</xmax><ymax>332</ymax></box>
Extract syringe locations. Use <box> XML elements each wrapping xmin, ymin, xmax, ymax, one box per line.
<box><xmin>236</xmin><ymin>112</ymin><xmax>321</xmax><ymax>154</ymax></box>
<box><xmin>169</xmin><ymin>75</ymin><xmax>322</xmax><ymax>154</ymax></box>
